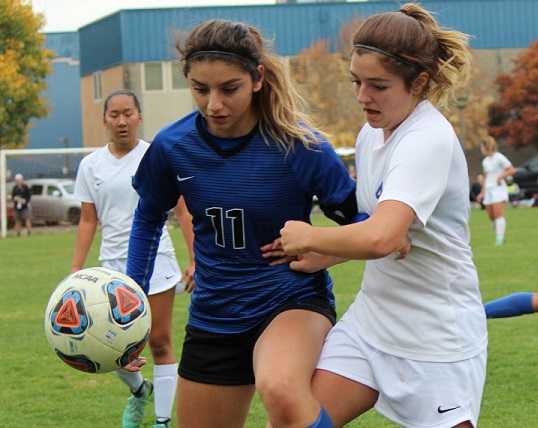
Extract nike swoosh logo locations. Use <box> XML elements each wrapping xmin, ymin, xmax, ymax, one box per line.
<box><xmin>165</xmin><ymin>274</ymin><xmax>174</xmax><ymax>280</ymax></box>
<box><xmin>177</xmin><ymin>175</ymin><xmax>194</xmax><ymax>182</ymax></box>
<box><xmin>437</xmin><ymin>406</ymin><xmax>461</xmax><ymax>414</ymax></box>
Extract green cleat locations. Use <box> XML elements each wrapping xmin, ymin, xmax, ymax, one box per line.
<box><xmin>122</xmin><ymin>379</ymin><xmax>153</xmax><ymax>428</ymax></box>
<box><xmin>151</xmin><ymin>423</ymin><xmax>170</xmax><ymax>428</ymax></box>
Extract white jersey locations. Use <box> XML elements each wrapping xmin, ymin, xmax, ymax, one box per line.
<box><xmin>350</xmin><ymin>100</ymin><xmax>487</xmax><ymax>362</ymax></box>
<box><xmin>482</xmin><ymin>152</ymin><xmax>511</xmax><ymax>189</ymax></box>
<box><xmin>74</xmin><ymin>140</ymin><xmax>176</xmax><ymax>262</ymax></box>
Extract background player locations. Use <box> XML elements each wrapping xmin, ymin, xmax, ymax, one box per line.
<box><xmin>11</xmin><ymin>173</ymin><xmax>32</xmax><ymax>237</ymax></box>
<box><xmin>476</xmin><ymin>136</ymin><xmax>516</xmax><ymax>246</ymax></box>
<box><xmin>126</xmin><ymin>19</ymin><xmax>367</xmax><ymax>428</ymax></box>
<box><xmin>72</xmin><ymin>89</ymin><xmax>194</xmax><ymax>428</ymax></box>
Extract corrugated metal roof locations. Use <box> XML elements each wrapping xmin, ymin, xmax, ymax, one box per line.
<box><xmin>79</xmin><ymin>13</ymin><xmax>123</xmax><ymax>76</ymax></box>
<box><xmin>80</xmin><ymin>0</ymin><xmax>538</xmax><ymax>76</ymax></box>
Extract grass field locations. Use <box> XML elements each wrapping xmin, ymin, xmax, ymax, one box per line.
<box><xmin>1</xmin><ymin>208</ymin><xmax>537</xmax><ymax>427</ymax></box>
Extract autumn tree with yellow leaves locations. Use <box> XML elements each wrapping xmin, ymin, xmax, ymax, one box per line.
<box><xmin>0</xmin><ymin>0</ymin><xmax>52</xmax><ymax>148</ymax></box>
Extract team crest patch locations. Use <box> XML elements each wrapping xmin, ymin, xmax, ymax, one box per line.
<box><xmin>376</xmin><ymin>182</ymin><xmax>383</xmax><ymax>199</ymax></box>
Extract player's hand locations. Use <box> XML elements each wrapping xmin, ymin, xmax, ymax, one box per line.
<box><xmin>183</xmin><ymin>262</ymin><xmax>195</xmax><ymax>293</ymax></box>
<box><xmin>280</xmin><ymin>221</ymin><xmax>314</xmax><ymax>256</ymax></box>
<box><xmin>122</xmin><ymin>356</ymin><xmax>147</xmax><ymax>372</ymax></box>
<box><xmin>289</xmin><ymin>252</ymin><xmax>337</xmax><ymax>273</ymax></box>
<box><xmin>260</xmin><ymin>238</ymin><xmax>298</xmax><ymax>266</ymax></box>
<box><xmin>476</xmin><ymin>193</ymin><xmax>484</xmax><ymax>203</ymax></box>
<box><xmin>395</xmin><ymin>234</ymin><xmax>411</xmax><ymax>260</ymax></box>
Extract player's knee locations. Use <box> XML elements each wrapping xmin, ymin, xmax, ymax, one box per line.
<box><xmin>149</xmin><ymin>333</ymin><xmax>172</xmax><ymax>358</ymax></box>
<box><xmin>256</xmin><ymin>375</ymin><xmax>304</xmax><ymax>424</ymax></box>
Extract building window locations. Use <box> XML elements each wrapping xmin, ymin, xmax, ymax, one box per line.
<box><xmin>93</xmin><ymin>71</ymin><xmax>102</xmax><ymax>100</ymax></box>
<box><xmin>144</xmin><ymin>62</ymin><xmax>163</xmax><ymax>91</ymax></box>
<box><xmin>171</xmin><ymin>63</ymin><xmax>188</xmax><ymax>90</ymax></box>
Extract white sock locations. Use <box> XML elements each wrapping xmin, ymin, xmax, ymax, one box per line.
<box><xmin>495</xmin><ymin>217</ymin><xmax>506</xmax><ymax>244</ymax></box>
<box><xmin>153</xmin><ymin>363</ymin><xmax>178</xmax><ymax>422</ymax></box>
<box><xmin>116</xmin><ymin>368</ymin><xmax>144</xmax><ymax>394</ymax></box>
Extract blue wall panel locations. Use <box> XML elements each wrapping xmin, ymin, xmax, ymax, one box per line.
<box><xmin>80</xmin><ymin>1</ymin><xmax>538</xmax><ymax>75</ymax></box>
<box><xmin>28</xmin><ymin>60</ymin><xmax>82</xmax><ymax>149</ymax></box>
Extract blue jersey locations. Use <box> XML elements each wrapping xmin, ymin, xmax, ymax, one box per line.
<box><xmin>127</xmin><ymin>112</ymin><xmax>358</xmax><ymax>333</ymax></box>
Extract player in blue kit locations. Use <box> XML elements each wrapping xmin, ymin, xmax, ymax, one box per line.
<box><xmin>126</xmin><ymin>19</ymin><xmax>365</xmax><ymax>428</ymax></box>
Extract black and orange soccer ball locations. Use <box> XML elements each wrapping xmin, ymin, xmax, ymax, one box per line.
<box><xmin>44</xmin><ymin>267</ymin><xmax>151</xmax><ymax>373</ymax></box>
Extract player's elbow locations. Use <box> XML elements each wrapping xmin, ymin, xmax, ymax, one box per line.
<box><xmin>366</xmin><ymin>231</ymin><xmax>402</xmax><ymax>259</ymax></box>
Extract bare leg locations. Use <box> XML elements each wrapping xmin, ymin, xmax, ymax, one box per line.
<box><xmin>312</xmin><ymin>369</ymin><xmax>378</xmax><ymax>428</ymax></box>
<box><xmin>176</xmin><ymin>378</ymin><xmax>254</xmax><ymax>428</ymax></box>
<box><xmin>484</xmin><ymin>205</ymin><xmax>495</xmax><ymax>222</ymax></box>
<box><xmin>148</xmin><ymin>287</ymin><xmax>176</xmax><ymax>364</ymax></box>
<box><xmin>14</xmin><ymin>218</ymin><xmax>21</xmax><ymax>236</ymax></box>
<box><xmin>254</xmin><ymin>310</ymin><xmax>332</xmax><ymax>428</ymax></box>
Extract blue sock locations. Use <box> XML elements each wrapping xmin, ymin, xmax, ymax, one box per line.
<box><xmin>308</xmin><ymin>407</ymin><xmax>333</xmax><ymax>428</ymax></box>
<box><xmin>484</xmin><ymin>292</ymin><xmax>535</xmax><ymax>318</ymax></box>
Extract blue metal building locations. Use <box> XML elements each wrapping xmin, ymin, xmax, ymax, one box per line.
<box><xmin>28</xmin><ymin>32</ymin><xmax>82</xmax><ymax>149</ymax></box>
<box><xmin>79</xmin><ymin>0</ymin><xmax>538</xmax><ymax>77</ymax></box>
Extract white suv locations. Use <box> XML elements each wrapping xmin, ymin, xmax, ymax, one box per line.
<box><xmin>26</xmin><ymin>178</ymin><xmax>81</xmax><ymax>225</ymax></box>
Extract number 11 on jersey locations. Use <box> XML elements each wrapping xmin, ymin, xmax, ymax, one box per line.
<box><xmin>205</xmin><ymin>207</ymin><xmax>246</xmax><ymax>249</ymax></box>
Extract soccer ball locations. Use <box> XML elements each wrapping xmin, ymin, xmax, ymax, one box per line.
<box><xmin>44</xmin><ymin>267</ymin><xmax>151</xmax><ymax>373</ymax></box>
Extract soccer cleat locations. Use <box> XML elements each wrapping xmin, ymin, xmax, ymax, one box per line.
<box><xmin>122</xmin><ymin>379</ymin><xmax>153</xmax><ymax>428</ymax></box>
<box><xmin>151</xmin><ymin>422</ymin><xmax>170</xmax><ymax>428</ymax></box>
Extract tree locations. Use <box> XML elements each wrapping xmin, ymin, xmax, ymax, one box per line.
<box><xmin>0</xmin><ymin>0</ymin><xmax>52</xmax><ymax>148</ymax></box>
<box><xmin>443</xmin><ymin>51</ymin><xmax>495</xmax><ymax>150</ymax></box>
<box><xmin>488</xmin><ymin>40</ymin><xmax>538</xmax><ymax>148</ymax></box>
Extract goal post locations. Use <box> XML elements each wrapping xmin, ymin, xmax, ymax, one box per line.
<box><xmin>0</xmin><ymin>147</ymin><xmax>97</xmax><ymax>238</ymax></box>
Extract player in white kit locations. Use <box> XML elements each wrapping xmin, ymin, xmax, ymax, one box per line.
<box><xmin>278</xmin><ymin>4</ymin><xmax>487</xmax><ymax>427</ymax></box>
<box><xmin>476</xmin><ymin>136</ymin><xmax>515</xmax><ymax>245</ymax></box>
<box><xmin>71</xmin><ymin>90</ymin><xmax>194</xmax><ymax>428</ymax></box>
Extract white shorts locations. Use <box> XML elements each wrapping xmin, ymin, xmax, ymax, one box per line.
<box><xmin>102</xmin><ymin>253</ymin><xmax>183</xmax><ymax>296</ymax></box>
<box><xmin>317</xmin><ymin>314</ymin><xmax>487</xmax><ymax>428</ymax></box>
<box><xmin>483</xmin><ymin>186</ymin><xmax>508</xmax><ymax>205</ymax></box>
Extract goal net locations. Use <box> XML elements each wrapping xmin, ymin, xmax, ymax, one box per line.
<box><xmin>0</xmin><ymin>147</ymin><xmax>97</xmax><ymax>238</ymax></box>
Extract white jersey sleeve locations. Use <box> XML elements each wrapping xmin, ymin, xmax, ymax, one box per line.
<box><xmin>74</xmin><ymin>157</ymin><xmax>95</xmax><ymax>204</ymax></box>
<box><xmin>496</xmin><ymin>152</ymin><xmax>512</xmax><ymax>168</ymax></box>
<box><xmin>379</xmin><ymin>130</ymin><xmax>453</xmax><ymax>226</ymax></box>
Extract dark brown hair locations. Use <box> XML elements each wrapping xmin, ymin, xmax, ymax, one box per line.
<box><xmin>176</xmin><ymin>20</ymin><xmax>324</xmax><ymax>150</ymax></box>
<box><xmin>352</xmin><ymin>3</ymin><xmax>472</xmax><ymax>104</ymax></box>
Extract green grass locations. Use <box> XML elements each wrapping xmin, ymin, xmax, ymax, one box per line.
<box><xmin>1</xmin><ymin>208</ymin><xmax>537</xmax><ymax>427</ymax></box>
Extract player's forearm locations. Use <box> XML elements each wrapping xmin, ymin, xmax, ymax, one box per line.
<box><xmin>500</xmin><ymin>166</ymin><xmax>516</xmax><ymax>180</ymax></box>
<box><xmin>71</xmin><ymin>220</ymin><xmax>97</xmax><ymax>271</ymax></box>
<box><xmin>309</xmin><ymin>220</ymin><xmax>404</xmax><ymax>260</ymax></box>
<box><xmin>127</xmin><ymin>199</ymin><xmax>167</xmax><ymax>294</ymax></box>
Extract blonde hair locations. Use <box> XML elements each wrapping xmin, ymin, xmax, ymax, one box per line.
<box><xmin>481</xmin><ymin>136</ymin><xmax>497</xmax><ymax>154</ymax></box>
<box><xmin>352</xmin><ymin>3</ymin><xmax>472</xmax><ymax>104</ymax></box>
<box><xmin>176</xmin><ymin>20</ymin><xmax>323</xmax><ymax>151</ymax></box>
